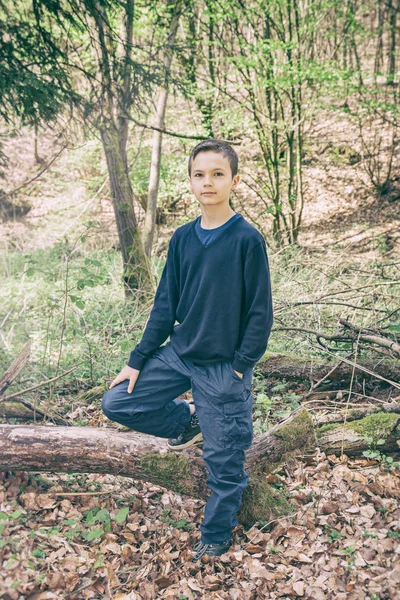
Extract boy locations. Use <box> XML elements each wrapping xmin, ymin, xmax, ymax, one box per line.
<box><xmin>102</xmin><ymin>139</ymin><xmax>274</xmax><ymax>563</ymax></box>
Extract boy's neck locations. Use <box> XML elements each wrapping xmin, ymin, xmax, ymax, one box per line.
<box><xmin>199</xmin><ymin>207</ymin><xmax>237</xmax><ymax>230</ymax></box>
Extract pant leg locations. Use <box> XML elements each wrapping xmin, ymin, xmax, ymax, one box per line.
<box><xmin>190</xmin><ymin>361</ymin><xmax>254</xmax><ymax>544</ymax></box>
<box><xmin>102</xmin><ymin>343</ymin><xmax>192</xmax><ymax>439</ymax></box>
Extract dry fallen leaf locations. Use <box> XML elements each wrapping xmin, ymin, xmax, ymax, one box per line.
<box><xmin>292</xmin><ymin>580</ymin><xmax>305</xmax><ymax>596</ymax></box>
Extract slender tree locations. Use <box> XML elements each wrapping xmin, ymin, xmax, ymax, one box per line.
<box><xmin>143</xmin><ymin>0</ymin><xmax>183</xmax><ymax>258</ymax></box>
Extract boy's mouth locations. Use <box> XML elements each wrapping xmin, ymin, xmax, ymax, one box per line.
<box><xmin>202</xmin><ymin>192</ymin><xmax>216</xmax><ymax>195</ymax></box>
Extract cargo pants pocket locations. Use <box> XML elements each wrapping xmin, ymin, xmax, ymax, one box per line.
<box><xmin>222</xmin><ymin>391</ymin><xmax>253</xmax><ymax>450</ymax></box>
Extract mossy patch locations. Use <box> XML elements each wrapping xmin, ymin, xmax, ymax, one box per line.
<box><xmin>238</xmin><ymin>473</ymin><xmax>293</xmax><ymax>526</ymax></box>
<box><xmin>318</xmin><ymin>422</ymin><xmax>340</xmax><ymax>435</ymax></box>
<box><xmin>141</xmin><ymin>453</ymin><xmax>195</xmax><ymax>496</ymax></box>
<box><xmin>317</xmin><ymin>412</ymin><xmax>400</xmax><ymax>447</ymax></box>
<box><xmin>347</xmin><ymin>412</ymin><xmax>399</xmax><ymax>446</ymax></box>
<box><xmin>274</xmin><ymin>408</ymin><xmax>315</xmax><ymax>452</ymax></box>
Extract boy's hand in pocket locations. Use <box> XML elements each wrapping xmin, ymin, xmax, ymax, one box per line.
<box><xmin>109</xmin><ymin>366</ymin><xmax>140</xmax><ymax>394</ymax></box>
<box><xmin>234</xmin><ymin>370</ymin><xmax>243</xmax><ymax>379</ymax></box>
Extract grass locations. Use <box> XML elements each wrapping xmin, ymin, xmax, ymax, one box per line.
<box><xmin>0</xmin><ymin>241</ymin><xmax>149</xmax><ymax>383</ymax></box>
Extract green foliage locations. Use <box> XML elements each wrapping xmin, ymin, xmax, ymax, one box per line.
<box><xmin>115</xmin><ymin>507</ymin><xmax>129</xmax><ymax>524</ymax></box>
<box><xmin>362</xmin><ymin>450</ymin><xmax>400</xmax><ymax>472</ymax></box>
<box><xmin>0</xmin><ymin>2</ymin><xmax>75</xmax><ymax>125</ymax></box>
<box><xmin>253</xmin><ymin>382</ymin><xmax>302</xmax><ymax>434</ymax></box>
<box><xmin>0</xmin><ymin>228</ymin><xmax>156</xmax><ymax>387</ymax></box>
<box><xmin>328</xmin><ymin>528</ymin><xmax>344</xmax><ymax>543</ymax></box>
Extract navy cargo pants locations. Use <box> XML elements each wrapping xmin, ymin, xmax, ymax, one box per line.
<box><xmin>101</xmin><ymin>341</ymin><xmax>254</xmax><ymax>544</ymax></box>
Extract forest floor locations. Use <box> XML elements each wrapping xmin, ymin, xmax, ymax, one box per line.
<box><xmin>0</xmin><ymin>126</ymin><xmax>399</xmax><ymax>599</ymax></box>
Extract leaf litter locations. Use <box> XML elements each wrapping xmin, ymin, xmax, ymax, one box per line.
<box><xmin>0</xmin><ymin>446</ymin><xmax>399</xmax><ymax>600</ymax></box>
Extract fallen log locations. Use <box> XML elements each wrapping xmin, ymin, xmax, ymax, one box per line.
<box><xmin>258</xmin><ymin>352</ymin><xmax>400</xmax><ymax>384</ymax></box>
<box><xmin>0</xmin><ymin>408</ymin><xmax>399</xmax><ymax>525</ymax></box>
<box><xmin>0</xmin><ymin>397</ymin><xmax>70</xmax><ymax>425</ymax></box>
<box><xmin>314</xmin><ymin>401</ymin><xmax>400</xmax><ymax>424</ymax></box>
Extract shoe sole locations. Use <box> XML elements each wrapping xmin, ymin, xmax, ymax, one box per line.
<box><xmin>191</xmin><ymin>548</ymin><xmax>231</xmax><ymax>562</ymax></box>
<box><xmin>167</xmin><ymin>432</ymin><xmax>203</xmax><ymax>450</ymax></box>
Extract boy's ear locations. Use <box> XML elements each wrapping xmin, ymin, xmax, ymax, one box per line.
<box><xmin>232</xmin><ymin>174</ymin><xmax>240</xmax><ymax>188</ymax></box>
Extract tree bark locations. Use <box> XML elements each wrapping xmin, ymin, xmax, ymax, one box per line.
<box><xmin>143</xmin><ymin>2</ymin><xmax>182</xmax><ymax>258</ymax></box>
<box><xmin>100</xmin><ymin>124</ymin><xmax>154</xmax><ymax>297</ymax></box>
<box><xmin>258</xmin><ymin>352</ymin><xmax>400</xmax><ymax>383</ymax></box>
<box><xmin>1</xmin><ymin>408</ymin><xmax>399</xmax><ymax>524</ymax></box>
<box><xmin>88</xmin><ymin>0</ymin><xmax>154</xmax><ymax>298</ymax></box>
<box><xmin>0</xmin><ymin>341</ymin><xmax>30</xmax><ymax>395</ymax></box>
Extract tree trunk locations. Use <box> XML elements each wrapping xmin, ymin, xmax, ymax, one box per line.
<box><xmin>387</xmin><ymin>0</ymin><xmax>397</xmax><ymax>82</ymax></box>
<box><xmin>1</xmin><ymin>408</ymin><xmax>399</xmax><ymax>525</ymax></box>
<box><xmin>100</xmin><ymin>124</ymin><xmax>154</xmax><ymax>297</ymax></box>
<box><xmin>143</xmin><ymin>3</ymin><xmax>182</xmax><ymax>258</ymax></box>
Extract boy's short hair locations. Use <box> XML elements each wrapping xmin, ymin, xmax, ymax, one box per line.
<box><xmin>188</xmin><ymin>139</ymin><xmax>238</xmax><ymax>178</ymax></box>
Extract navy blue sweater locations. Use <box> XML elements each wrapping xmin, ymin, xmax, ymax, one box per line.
<box><xmin>128</xmin><ymin>213</ymin><xmax>274</xmax><ymax>374</ymax></box>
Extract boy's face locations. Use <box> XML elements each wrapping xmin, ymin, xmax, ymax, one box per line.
<box><xmin>188</xmin><ymin>151</ymin><xmax>240</xmax><ymax>208</ymax></box>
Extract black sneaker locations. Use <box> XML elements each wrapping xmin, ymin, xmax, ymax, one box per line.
<box><xmin>167</xmin><ymin>412</ymin><xmax>202</xmax><ymax>450</ymax></box>
<box><xmin>191</xmin><ymin>538</ymin><xmax>232</xmax><ymax>562</ymax></box>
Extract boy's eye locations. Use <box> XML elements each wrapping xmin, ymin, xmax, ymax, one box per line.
<box><xmin>215</xmin><ymin>172</ymin><xmax>223</xmax><ymax>176</ymax></box>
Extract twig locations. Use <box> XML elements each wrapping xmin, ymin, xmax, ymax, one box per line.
<box><xmin>0</xmin><ymin>144</ymin><xmax>69</xmax><ymax>201</ymax></box>
<box><xmin>52</xmin><ymin>491</ymin><xmax>113</xmax><ymax>496</ymax></box>
<box><xmin>1</xmin><ymin>364</ymin><xmax>82</xmax><ymax>402</ymax></box>
<box><xmin>247</xmin><ymin>512</ymin><xmax>298</xmax><ymax>543</ymax></box>
<box><xmin>126</xmin><ymin>114</ymin><xmax>241</xmax><ymax>143</ymax></box>
<box><xmin>304</xmin><ymin>354</ymin><xmax>353</xmax><ymax>397</ymax></box>
<box><xmin>279</xmin><ymin>300</ymin><xmax>388</xmax><ymax>313</ymax></box>
<box><xmin>341</xmin><ymin>331</ymin><xmax>361</xmax><ymax>458</ymax></box>
<box><xmin>309</xmin><ymin>344</ymin><xmax>400</xmax><ymax>390</ymax></box>
<box><xmin>302</xmin><ymin>390</ymin><xmax>390</xmax><ymax>404</ymax></box>
<box><xmin>4</xmin><ymin>397</ymin><xmax>70</xmax><ymax>425</ymax></box>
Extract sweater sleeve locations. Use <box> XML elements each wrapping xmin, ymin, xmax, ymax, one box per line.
<box><xmin>127</xmin><ymin>235</ymin><xmax>179</xmax><ymax>371</ymax></box>
<box><xmin>231</xmin><ymin>239</ymin><xmax>274</xmax><ymax>373</ymax></box>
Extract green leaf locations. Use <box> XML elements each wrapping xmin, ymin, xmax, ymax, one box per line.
<box><xmin>94</xmin><ymin>555</ymin><xmax>104</xmax><ymax>568</ymax></box>
<box><xmin>275</xmin><ymin>410</ymin><xmax>291</xmax><ymax>418</ymax></box>
<box><xmin>83</xmin><ymin>528</ymin><xmax>104</xmax><ymax>541</ymax></box>
<box><xmin>115</xmin><ymin>507</ymin><xmax>129</xmax><ymax>524</ymax></box>
<box><xmin>271</xmin><ymin>383</ymin><xmax>287</xmax><ymax>391</ymax></box>
<box><xmin>95</xmin><ymin>509</ymin><xmax>110</xmax><ymax>523</ymax></box>
<box><xmin>10</xmin><ymin>510</ymin><xmax>24</xmax><ymax>519</ymax></box>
